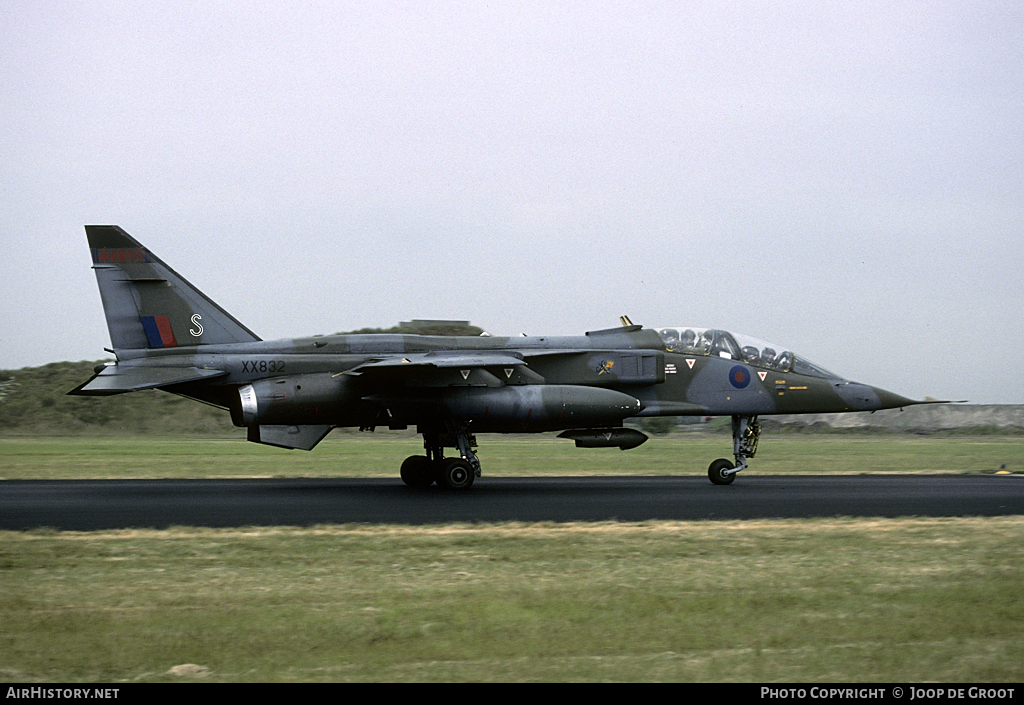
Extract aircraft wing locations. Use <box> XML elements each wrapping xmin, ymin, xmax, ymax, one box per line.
<box><xmin>343</xmin><ymin>352</ymin><xmax>527</xmax><ymax>374</ymax></box>
<box><xmin>69</xmin><ymin>365</ymin><xmax>228</xmax><ymax>396</ymax></box>
<box><xmin>341</xmin><ymin>353</ymin><xmax>531</xmax><ymax>387</ymax></box>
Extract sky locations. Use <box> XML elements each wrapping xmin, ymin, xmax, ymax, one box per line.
<box><xmin>2</xmin><ymin>1</ymin><xmax>1022</xmax><ymax>404</ymax></box>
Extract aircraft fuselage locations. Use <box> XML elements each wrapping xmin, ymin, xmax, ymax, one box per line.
<box><xmin>71</xmin><ymin>225</ymin><xmax>937</xmax><ymax>487</ymax></box>
<box><xmin>101</xmin><ymin>327</ymin><xmax>916</xmax><ymax>436</ymax></box>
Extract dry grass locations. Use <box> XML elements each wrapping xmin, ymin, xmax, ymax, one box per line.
<box><xmin>2</xmin><ymin>517</ymin><xmax>1022</xmax><ymax>682</ymax></box>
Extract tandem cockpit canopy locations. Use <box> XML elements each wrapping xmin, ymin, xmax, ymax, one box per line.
<box><xmin>655</xmin><ymin>327</ymin><xmax>844</xmax><ymax>380</ymax></box>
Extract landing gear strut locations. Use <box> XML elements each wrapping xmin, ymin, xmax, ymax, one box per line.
<box><xmin>400</xmin><ymin>420</ymin><xmax>481</xmax><ymax>490</ymax></box>
<box><xmin>708</xmin><ymin>415</ymin><xmax>761</xmax><ymax>485</ymax></box>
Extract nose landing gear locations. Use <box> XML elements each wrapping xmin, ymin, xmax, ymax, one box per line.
<box><xmin>708</xmin><ymin>415</ymin><xmax>761</xmax><ymax>485</ymax></box>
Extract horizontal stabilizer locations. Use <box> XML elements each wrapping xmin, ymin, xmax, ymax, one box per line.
<box><xmin>68</xmin><ymin>365</ymin><xmax>227</xmax><ymax>396</ymax></box>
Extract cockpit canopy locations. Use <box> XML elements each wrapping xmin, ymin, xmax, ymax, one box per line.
<box><xmin>655</xmin><ymin>327</ymin><xmax>844</xmax><ymax>380</ymax></box>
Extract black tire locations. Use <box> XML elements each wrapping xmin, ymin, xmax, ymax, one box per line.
<box><xmin>400</xmin><ymin>455</ymin><xmax>435</xmax><ymax>489</ymax></box>
<box><xmin>708</xmin><ymin>458</ymin><xmax>736</xmax><ymax>485</ymax></box>
<box><xmin>439</xmin><ymin>458</ymin><xmax>475</xmax><ymax>491</ymax></box>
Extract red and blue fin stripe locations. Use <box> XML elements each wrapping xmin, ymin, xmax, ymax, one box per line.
<box><xmin>141</xmin><ymin>315</ymin><xmax>178</xmax><ymax>348</ymax></box>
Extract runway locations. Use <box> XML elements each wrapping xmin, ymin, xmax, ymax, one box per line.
<box><xmin>1</xmin><ymin>474</ymin><xmax>1021</xmax><ymax>530</ymax></box>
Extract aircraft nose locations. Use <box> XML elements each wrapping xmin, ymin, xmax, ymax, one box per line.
<box><xmin>870</xmin><ymin>386</ymin><xmax>919</xmax><ymax>410</ymax></box>
<box><xmin>834</xmin><ymin>382</ymin><xmax>917</xmax><ymax>411</ymax></box>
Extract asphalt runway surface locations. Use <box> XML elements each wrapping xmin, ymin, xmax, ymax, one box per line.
<box><xmin>1</xmin><ymin>474</ymin><xmax>1022</xmax><ymax>530</ymax></box>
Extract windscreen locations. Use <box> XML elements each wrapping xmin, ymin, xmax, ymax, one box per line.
<box><xmin>655</xmin><ymin>327</ymin><xmax>843</xmax><ymax>380</ymax></box>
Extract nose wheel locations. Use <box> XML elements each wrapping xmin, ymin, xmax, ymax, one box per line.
<box><xmin>708</xmin><ymin>415</ymin><xmax>760</xmax><ymax>485</ymax></box>
<box><xmin>708</xmin><ymin>458</ymin><xmax>737</xmax><ymax>485</ymax></box>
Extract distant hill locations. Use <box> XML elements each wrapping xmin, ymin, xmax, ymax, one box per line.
<box><xmin>1</xmin><ymin>359</ymin><xmax>1020</xmax><ymax>437</ymax></box>
<box><xmin>0</xmin><ymin>361</ymin><xmax>237</xmax><ymax>436</ymax></box>
<box><xmin>766</xmin><ymin>405</ymin><xmax>1024</xmax><ymax>434</ymax></box>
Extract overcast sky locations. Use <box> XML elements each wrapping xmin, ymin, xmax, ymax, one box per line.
<box><xmin>2</xmin><ymin>1</ymin><xmax>1022</xmax><ymax>404</ymax></box>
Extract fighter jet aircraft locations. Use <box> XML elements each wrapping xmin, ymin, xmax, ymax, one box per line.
<box><xmin>70</xmin><ymin>225</ymin><xmax>942</xmax><ymax>488</ymax></box>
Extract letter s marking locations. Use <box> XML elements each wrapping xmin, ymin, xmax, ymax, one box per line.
<box><xmin>190</xmin><ymin>314</ymin><xmax>203</xmax><ymax>337</ymax></box>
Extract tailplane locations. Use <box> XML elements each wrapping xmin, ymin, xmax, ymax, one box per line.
<box><xmin>85</xmin><ymin>225</ymin><xmax>260</xmax><ymax>351</ymax></box>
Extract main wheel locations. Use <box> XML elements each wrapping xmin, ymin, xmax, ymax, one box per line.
<box><xmin>708</xmin><ymin>458</ymin><xmax>736</xmax><ymax>485</ymax></box>
<box><xmin>400</xmin><ymin>455</ymin><xmax>435</xmax><ymax>489</ymax></box>
<box><xmin>438</xmin><ymin>457</ymin><xmax>475</xmax><ymax>491</ymax></box>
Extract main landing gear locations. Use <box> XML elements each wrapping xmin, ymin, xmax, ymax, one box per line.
<box><xmin>400</xmin><ymin>420</ymin><xmax>481</xmax><ymax>491</ymax></box>
<box><xmin>708</xmin><ymin>415</ymin><xmax>761</xmax><ymax>486</ymax></box>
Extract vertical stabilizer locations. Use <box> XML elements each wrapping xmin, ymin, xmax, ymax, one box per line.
<box><xmin>85</xmin><ymin>225</ymin><xmax>260</xmax><ymax>350</ymax></box>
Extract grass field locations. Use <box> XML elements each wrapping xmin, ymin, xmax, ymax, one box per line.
<box><xmin>1</xmin><ymin>433</ymin><xmax>1022</xmax><ymax>682</ymax></box>
<box><xmin>0</xmin><ymin>431</ymin><xmax>1021</xmax><ymax>480</ymax></box>
<box><xmin>2</xmin><ymin>519</ymin><xmax>1022</xmax><ymax>682</ymax></box>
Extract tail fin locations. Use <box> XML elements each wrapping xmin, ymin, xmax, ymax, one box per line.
<box><xmin>85</xmin><ymin>225</ymin><xmax>260</xmax><ymax>350</ymax></box>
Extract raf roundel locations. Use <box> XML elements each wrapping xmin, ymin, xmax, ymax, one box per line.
<box><xmin>729</xmin><ymin>365</ymin><xmax>751</xmax><ymax>389</ymax></box>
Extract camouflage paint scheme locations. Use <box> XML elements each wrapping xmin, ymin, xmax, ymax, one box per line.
<box><xmin>71</xmin><ymin>226</ymin><xmax>939</xmax><ymax>488</ymax></box>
